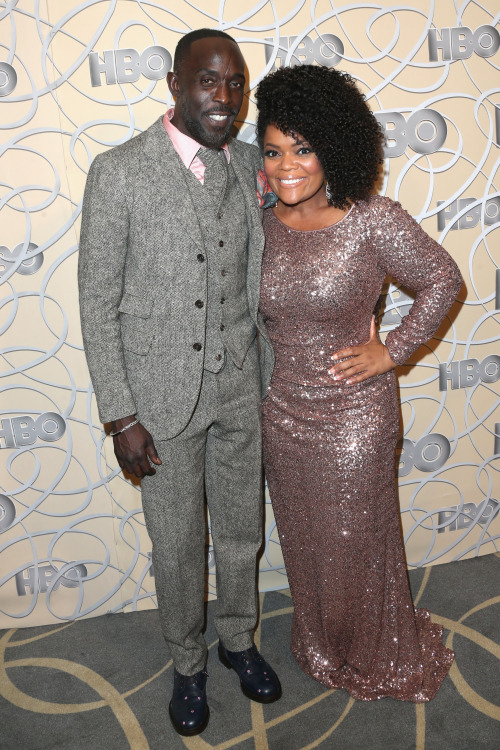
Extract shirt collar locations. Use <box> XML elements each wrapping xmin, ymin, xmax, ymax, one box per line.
<box><xmin>163</xmin><ymin>108</ymin><xmax>230</xmax><ymax>168</ymax></box>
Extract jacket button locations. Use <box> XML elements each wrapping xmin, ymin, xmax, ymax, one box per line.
<box><xmin>215</xmin><ymin>354</ymin><xmax>222</xmax><ymax>361</ymax></box>
<box><xmin>195</xmin><ymin>299</ymin><xmax>204</xmax><ymax>308</ymax></box>
<box><xmin>220</xmin><ymin>324</ymin><xmax>225</xmax><ymax>331</ymax></box>
<box><xmin>220</xmin><ymin>297</ymin><xmax>226</xmax><ymax>304</ymax></box>
<box><xmin>197</xmin><ymin>254</ymin><xmax>205</xmax><ymax>262</ymax></box>
<box><xmin>219</xmin><ymin>240</ymin><xmax>224</xmax><ymax>247</ymax></box>
<box><xmin>217</xmin><ymin>212</ymin><xmax>222</xmax><ymax>219</ymax></box>
<box><xmin>193</xmin><ymin>343</ymin><xmax>202</xmax><ymax>351</ymax></box>
<box><xmin>221</xmin><ymin>269</ymin><xmax>226</xmax><ymax>276</ymax></box>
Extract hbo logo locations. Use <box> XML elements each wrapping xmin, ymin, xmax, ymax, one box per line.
<box><xmin>398</xmin><ymin>433</ymin><xmax>451</xmax><ymax>477</ymax></box>
<box><xmin>0</xmin><ymin>61</ymin><xmax>17</xmax><ymax>96</ymax></box>
<box><xmin>89</xmin><ymin>46</ymin><xmax>172</xmax><ymax>87</ymax></box>
<box><xmin>375</xmin><ymin>110</ymin><xmax>447</xmax><ymax>158</ymax></box>
<box><xmin>0</xmin><ymin>243</ymin><xmax>43</xmax><ymax>279</ymax></box>
<box><xmin>264</xmin><ymin>35</ymin><xmax>344</xmax><ymax>69</ymax></box>
<box><xmin>439</xmin><ymin>355</ymin><xmax>500</xmax><ymax>391</ymax></box>
<box><xmin>428</xmin><ymin>25</ymin><xmax>500</xmax><ymax>62</ymax></box>
<box><xmin>381</xmin><ymin>286</ymin><xmax>414</xmax><ymax>326</ymax></box>
<box><xmin>437</xmin><ymin>197</ymin><xmax>500</xmax><ymax>231</ymax></box>
<box><xmin>438</xmin><ymin>498</ymin><xmax>499</xmax><ymax>533</ymax></box>
<box><xmin>0</xmin><ymin>494</ymin><xmax>16</xmax><ymax>532</ymax></box>
<box><xmin>16</xmin><ymin>563</ymin><xmax>88</xmax><ymax>596</ymax></box>
<box><xmin>0</xmin><ymin>412</ymin><xmax>66</xmax><ymax>449</ymax></box>
<box><xmin>147</xmin><ymin>550</ymin><xmax>155</xmax><ymax>578</ymax></box>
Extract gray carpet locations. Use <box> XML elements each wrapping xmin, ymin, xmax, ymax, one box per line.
<box><xmin>1</xmin><ymin>553</ymin><xmax>499</xmax><ymax>750</ymax></box>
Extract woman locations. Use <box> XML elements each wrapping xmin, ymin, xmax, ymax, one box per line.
<box><xmin>255</xmin><ymin>65</ymin><xmax>462</xmax><ymax>702</ymax></box>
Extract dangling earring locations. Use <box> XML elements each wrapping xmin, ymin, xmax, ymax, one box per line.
<box><xmin>325</xmin><ymin>182</ymin><xmax>333</xmax><ymax>203</ymax></box>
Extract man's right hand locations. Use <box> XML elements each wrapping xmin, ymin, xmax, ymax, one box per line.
<box><xmin>111</xmin><ymin>416</ymin><xmax>162</xmax><ymax>478</ymax></box>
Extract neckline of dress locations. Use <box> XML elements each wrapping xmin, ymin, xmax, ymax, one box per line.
<box><xmin>270</xmin><ymin>202</ymin><xmax>356</xmax><ymax>233</ymax></box>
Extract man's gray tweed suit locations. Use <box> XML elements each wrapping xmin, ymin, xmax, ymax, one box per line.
<box><xmin>78</xmin><ymin>116</ymin><xmax>274</xmax><ymax>674</ymax></box>
<box><xmin>79</xmin><ymin>116</ymin><xmax>274</xmax><ymax>435</ymax></box>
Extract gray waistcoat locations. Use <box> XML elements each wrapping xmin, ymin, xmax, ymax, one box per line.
<box><xmin>185</xmin><ymin>155</ymin><xmax>256</xmax><ymax>373</ymax></box>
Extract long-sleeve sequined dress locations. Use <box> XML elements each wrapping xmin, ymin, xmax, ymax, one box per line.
<box><xmin>260</xmin><ymin>195</ymin><xmax>461</xmax><ymax>702</ymax></box>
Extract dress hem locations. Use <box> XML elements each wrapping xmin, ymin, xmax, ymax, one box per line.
<box><xmin>292</xmin><ymin>607</ymin><xmax>455</xmax><ymax>703</ymax></box>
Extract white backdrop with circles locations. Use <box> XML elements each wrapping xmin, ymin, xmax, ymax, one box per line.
<box><xmin>0</xmin><ymin>0</ymin><xmax>499</xmax><ymax>627</ymax></box>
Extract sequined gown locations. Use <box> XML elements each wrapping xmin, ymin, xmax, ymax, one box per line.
<box><xmin>260</xmin><ymin>195</ymin><xmax>461</xmax><ymax>702</ymax></box>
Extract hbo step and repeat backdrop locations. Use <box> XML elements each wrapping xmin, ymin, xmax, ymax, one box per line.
<box><xmin>1</xmin><ymin>1</ymin><xmax>499</xmax><ymax>628</ymax></box>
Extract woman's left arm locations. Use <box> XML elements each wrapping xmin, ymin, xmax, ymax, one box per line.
<box><xmin>329</xmin><ymin>198</ymin><xmax>463</xmax><ymax>384</ymax></box>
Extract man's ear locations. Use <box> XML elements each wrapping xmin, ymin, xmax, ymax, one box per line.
<box><xmin>167</xmin><ymin>71</ymin><xmax>179</xmax><ymax>97</ymax></box>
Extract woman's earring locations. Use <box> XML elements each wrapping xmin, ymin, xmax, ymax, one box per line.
<box><xmin>325</xmin><ymin>182</ymin><xmax>333</xmax><ymax>202</ymax></box>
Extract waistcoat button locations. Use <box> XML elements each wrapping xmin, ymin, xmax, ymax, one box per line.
<box><xmin>193</xmin><ymin>343</ymin><xmax>202</xmax><ymax>351</ymax></box>
<box><xmin>215</xmin><ymin>354</ymin><xmax>222</xmax><ymax>361</ymax></box>
<box><xmin>195</xmin><ymin>300</ymin><xmax>204</xmax><ymax>308</ymax></box>
<box><xmin>219</xmin><ymin>240</ymin><xmax>224</xmax><ymax>247</ymax></box>
<box><xmin>197</xmin><ymin>254</ymin><xmax>205</xmax><ymax>262</ymax></box>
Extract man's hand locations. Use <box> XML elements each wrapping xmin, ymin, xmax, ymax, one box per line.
<box><xmin>328</xmin><ymin>316</ymin><xmax>396</xmax><ymax>385</ymax></box>
<box><xmin>111</xmin><ymin>416</ymin><xmax>161</xmax><ymax>478</ymax></box>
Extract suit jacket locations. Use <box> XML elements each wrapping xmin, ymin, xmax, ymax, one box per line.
<box><xmin>78</xmin><ymin>116</ymin><xmax>274</xmax><ymax>439</ymax></box>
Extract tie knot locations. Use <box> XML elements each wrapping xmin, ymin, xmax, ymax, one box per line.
<box><xmin>198</xmin><ymin>147</ymin><xmax>227</xmax><ymax>190</ymax></box>
<box><xmin>198</xmin><ymin>147</ymin><xmax>224</xmax><ymax>167</ymax></box>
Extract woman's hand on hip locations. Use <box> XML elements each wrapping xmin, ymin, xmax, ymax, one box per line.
<box><xmin>328</xmin><ymin>316</ymin><xmax>396</xmax><ymax>385</ymax></box>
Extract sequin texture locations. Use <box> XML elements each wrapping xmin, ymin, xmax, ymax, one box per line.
<box><xmin>260</xmin><ymin>196</ymin><xmax>461</xmax><ymax>702</ymax></box>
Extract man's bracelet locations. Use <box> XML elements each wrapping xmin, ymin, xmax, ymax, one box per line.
<box><xmin>110</xmin><ymin>419</ymin><xmax>140</xmax><ymax>437</ymax></box>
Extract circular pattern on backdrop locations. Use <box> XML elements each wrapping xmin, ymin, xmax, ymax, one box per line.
<box><xmin>0</xmin><ymin>1</ymin><xmax>499</xmax><ymax>626</ymax></box>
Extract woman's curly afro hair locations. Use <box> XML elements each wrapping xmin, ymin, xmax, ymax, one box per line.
<box><xmin>255</xmin><ymin>64</ymin><xmax>384</xmax><ymax>210</ymax></box>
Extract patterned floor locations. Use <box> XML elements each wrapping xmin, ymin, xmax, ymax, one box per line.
<box><xmin>0</xmin><ymin>553</ymin><xmax>499</xmax><ymax>750</ymax></box>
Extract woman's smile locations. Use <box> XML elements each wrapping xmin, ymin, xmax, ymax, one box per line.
<box><xmin>277</xmin><ymin>176</ymin><xmax>307</xmax><ymax>186</ymax></box>
<box><xmin>263</xmin><ymin>124</ymin><xmax>327</xmax><ymax>210</ymax></box>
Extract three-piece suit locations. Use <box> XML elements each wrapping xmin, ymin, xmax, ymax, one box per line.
<box><xmin>78</xmin><ymin>115</ymin><xmax>274</xmax><ymax>674</ymax></box>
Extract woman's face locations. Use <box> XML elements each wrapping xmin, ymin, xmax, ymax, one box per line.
<box><xmin>263</xmin><ymin>124</ymin><xmax>326</xmax><ymax>209</ymax></box>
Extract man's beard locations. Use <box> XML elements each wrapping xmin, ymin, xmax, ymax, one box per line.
<box><xmin>181</xmin><ymin>100</ymin><xmax>235</xmax><ymax>149</ymax></box>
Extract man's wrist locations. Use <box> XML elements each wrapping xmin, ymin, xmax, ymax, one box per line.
<box><xmin>110</xmin><ymin>418</ymin><xmax>140</xmax><ymax>437</ymax></box>
<box><xmin>110</xmin><ymin>415</ymin><xmax>137</xmax><ymax>432</ymax></box>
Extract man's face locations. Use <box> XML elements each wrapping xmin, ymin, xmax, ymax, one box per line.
<box><xmin>168</xmin><ymin>37</ymin><xmax>245</xmax><ymax>149</ymax></box>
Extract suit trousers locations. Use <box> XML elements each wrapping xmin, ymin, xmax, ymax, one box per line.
<box><xmin>141</xmin><ymin>340</ymin><xmax>263</xmax><ymax>675</ymax></box>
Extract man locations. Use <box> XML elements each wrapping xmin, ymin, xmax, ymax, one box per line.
<box><xmin>78</xmin><ymin>28</ymin><xmax>280</xmax><ymax>737</ymax></box>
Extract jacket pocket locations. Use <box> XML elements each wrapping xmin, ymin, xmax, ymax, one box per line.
<box><xmin>118</xmin><ymin>293</ymin><xmax>155</xmax><ymax>354</ymax></box>
<box><xmin>118</xmin><ymin>292</ymin><xmax>153</xmax><ymax>318</ymax></box>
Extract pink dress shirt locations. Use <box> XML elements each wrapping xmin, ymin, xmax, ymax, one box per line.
<box><xmin>163</xmin><ymin>108</ymin><xmax>230</xmax><ymax>185</ymax></box>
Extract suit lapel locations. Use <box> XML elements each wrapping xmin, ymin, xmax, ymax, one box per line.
<box><xmin>142</xmin><ymin>117</ymin><xmax>205</xmax><ymax>251</ymax></box>
<box><xmin>229</xmin><ymin>143</ymin><xmax>265</xmax><ymax>322</ymax></box>
<box><xmin>229</xmin><ymin>144</ymin><xmax>263</xmax><ymax>231</ymax></box>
